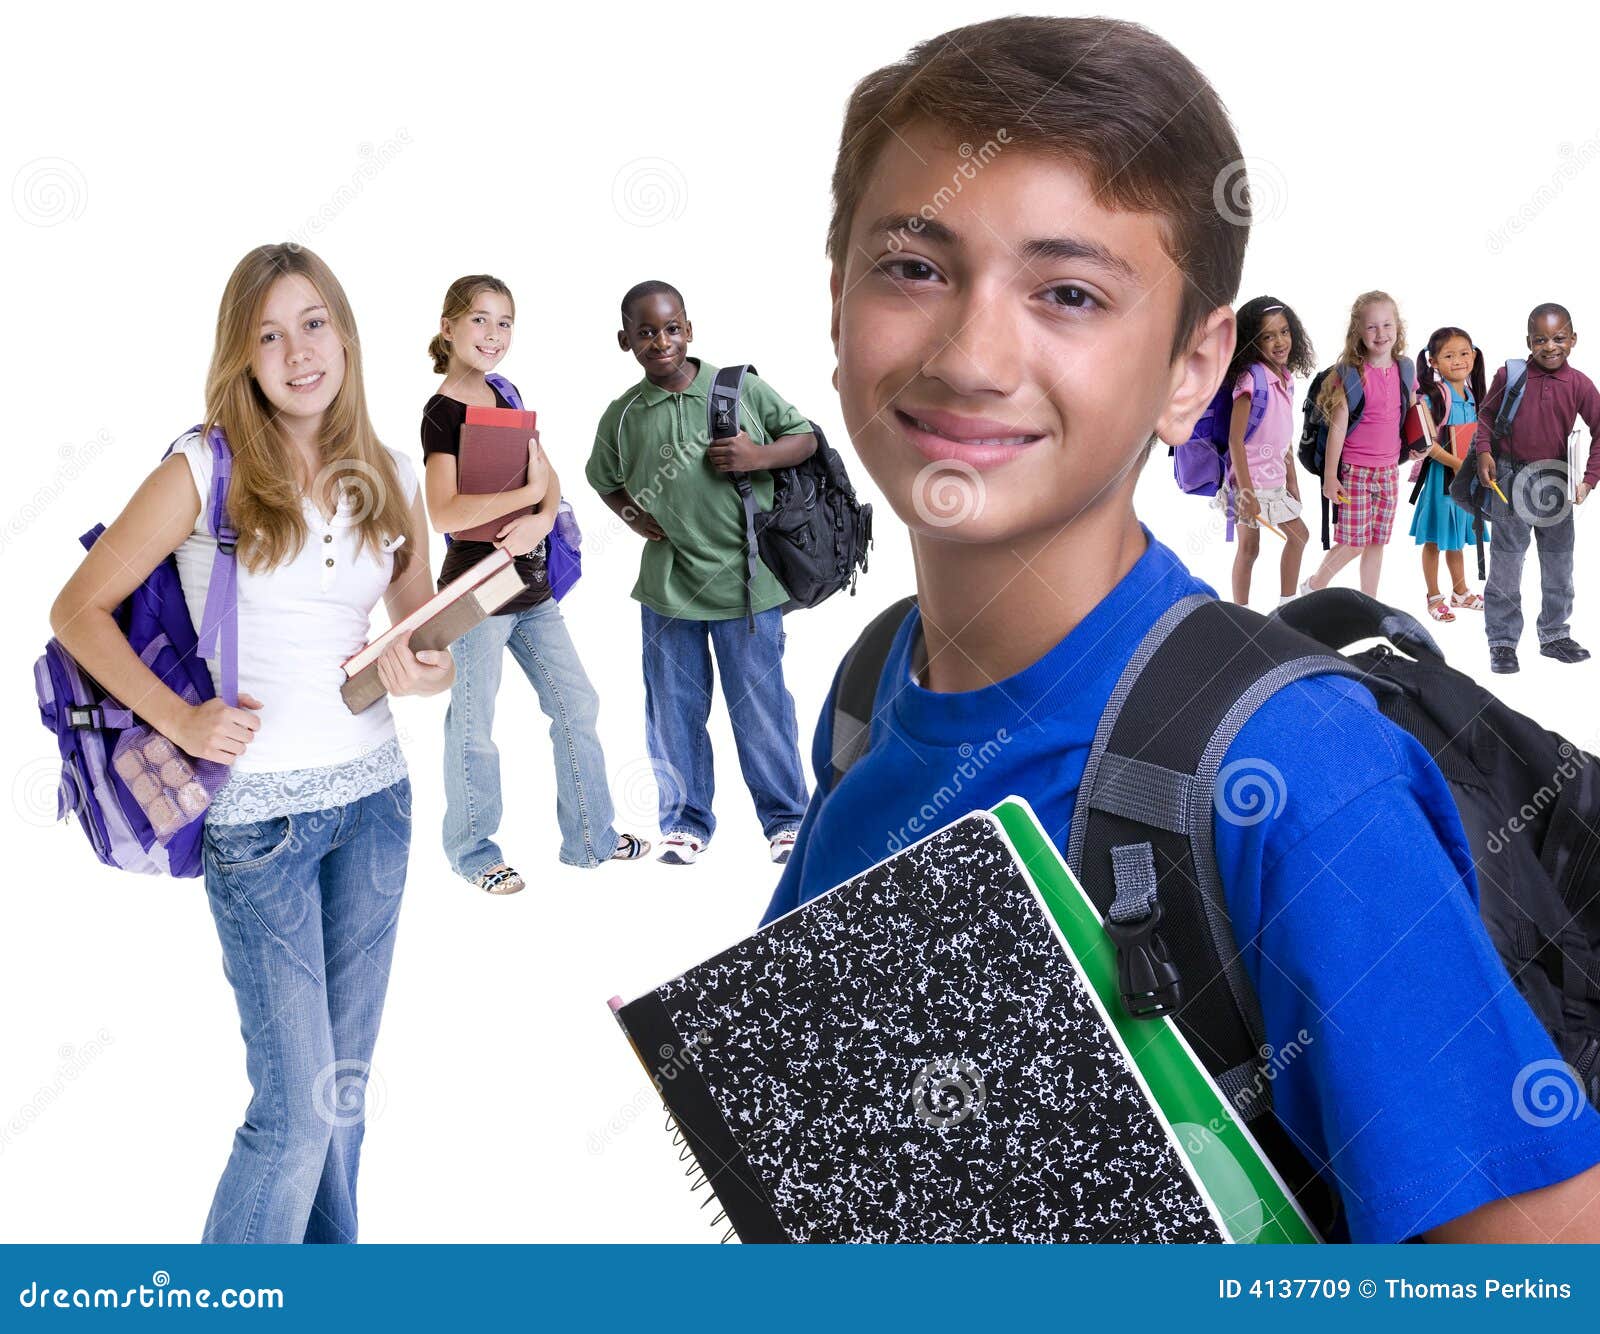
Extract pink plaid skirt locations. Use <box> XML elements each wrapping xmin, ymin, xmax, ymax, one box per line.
<box><xmin>1334</xmin><ymin>462</ymin><xmax>1398</xmax><ymax>547</ymax></box>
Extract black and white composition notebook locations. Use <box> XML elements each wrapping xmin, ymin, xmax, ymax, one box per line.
<box><xmin>611</xmin><ymin>810</ymin><xmax>1238</xmax><ymax>1243</ymax></box>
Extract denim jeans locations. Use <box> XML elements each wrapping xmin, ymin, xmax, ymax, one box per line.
<box><xmin>443</xmin><ymin>600</ymin><xmax>619</xmax><ymax>873</ymax></box>
<box><xmin>640</xmin><ymin>604</ymin><xmax>809</xmax><ymax>843</ymax></box>
<box><xmin>1483</xmin><ymin>460</ymin><xmax>1577</xmax><ymax>649</ymax></box>
<box><xmin>201</xmin><ymin>777</ymin><xmax>411</xmax><ymax>1244</ymax></box>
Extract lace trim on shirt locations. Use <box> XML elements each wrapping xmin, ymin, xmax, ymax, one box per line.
<box><xmin>206</xmin><ymin>737</ymin><xmax>408</xmax><ymax>825</ymax></box>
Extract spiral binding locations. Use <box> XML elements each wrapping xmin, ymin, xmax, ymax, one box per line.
<box><xmin>666</xmin><ymin>1110</ymin><xmax>738</xmax><ymax>1243</ymax></box>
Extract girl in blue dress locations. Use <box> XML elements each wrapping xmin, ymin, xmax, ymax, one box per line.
<box><xmin>1409</xmin><ymin>326</ymin><xmax>1489</xmax><ymax>622</ymax></box>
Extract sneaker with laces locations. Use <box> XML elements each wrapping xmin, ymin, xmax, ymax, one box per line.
<box><xmin>657</xmin><ymin>831</ymin><xmax>705</xmax><ymax>865</ymax></box>
<box><xmin>769</xmin><ymin>828</ymin><xmax>800</xmax><ymax>864</ymax></box>
<box><xmin>1490</xmin><ymin>646</ymin><xmax>1520</xmax><ymax>675</ymax></box>
<box><xmin>1540</xmin><ymin>637</ymin><xmax>1592</xmax><ymax>664</ymax></box>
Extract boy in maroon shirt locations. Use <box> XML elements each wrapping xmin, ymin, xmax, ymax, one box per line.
<box><xmin>1475</xmin><ymin>304</ymin><xmax>1600</xmax><ymax>673</ymax></box>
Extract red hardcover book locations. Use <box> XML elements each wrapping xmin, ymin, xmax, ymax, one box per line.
<box><xmin>455</xmin><ymin>405</ymin><xmax>538</xmax><ymax>542</ymax></box>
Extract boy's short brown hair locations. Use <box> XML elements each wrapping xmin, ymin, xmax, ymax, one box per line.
<box><xmin>827</xmin><ymin>16</ymin><xmax>1249</xmax><ymax>361</ymax></box>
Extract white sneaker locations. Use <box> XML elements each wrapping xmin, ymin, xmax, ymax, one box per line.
<box><xmin>769</xmin><ymin>828</ymin><xmax>800</xmax><ymax>864</ymax></box>
<box><xmin>657</xmin><ymin>831</ymin><xmax>704</xmax><ymax>866</ymax></box>
<box><xmin>1298</xmin><ymin>578</ymin><xmax>1318</xmax><ymax>597</ymax></box>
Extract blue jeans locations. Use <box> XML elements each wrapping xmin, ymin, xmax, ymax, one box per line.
<box><xmin>640</xmin><ymin>605</ymin><xmax>809</xmax><ymax>843</ymax></box>
<box><xmin>201</xmin><ymin>778</ymin><xmax>411</xmax><ymax>1244</ymax></box>
<box><xmin>443</xmin><ymin>600</ymin><xmax>619</xmax><ymax>872</ymax></box>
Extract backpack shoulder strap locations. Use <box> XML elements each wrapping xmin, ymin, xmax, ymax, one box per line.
<box><xmin>1340</xmin><ymin>364</ymin><xmax>1366</xmax><ymax>423</ymax></box>
<box><xmin>164</xmin><ymin>427</ymin><xmax>240</xmax><ymax>707</ymax></box>
<box><xmin>1398</xmin><ymin>354</ymin><xmax>1416</xmax><ymax>400</ymax></box>
<box><xmin>1064</xmin><ymin>592</ymin><xmax>1378</xmax><ymax>1233</ymax></box>
<box><xmin>829</xmin><ymin>596</ymin><xmax>918</xmax><ymax>788</ymax></box>
<box><xmin>484</xmin><ymin>373</ymin><xmax>522</xmax><ymax>410</ymax></box>
<box><xmin>708</xmin><ymin>364</ymin><xmax>755</xmax><ymax>440</ymax></box>
<box><xmin>1065</xmin><ymin>595</ymin><xmax>1370</xmax><ymax>1102</ymax></box>
<box><xmin>709</xmin><ymin>365</ymin><xmax>761</xmax><ymax>630</ymax></box>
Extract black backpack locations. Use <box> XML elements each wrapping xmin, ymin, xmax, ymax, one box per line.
<box><xmin>1297</xmin><ymin>357</ymin><xmax>1417</xmax><ymax>550</ymax></box>
<box><xmin>708</xmin><ymin>364</ymin><xmax>872</xmax><ymax>630</ymax></box>
<box><xmin>831</xmin><ymin>585</ymin><xmax>1600</xmax><ymax>1236</ymax></box>
<box><xmin>1449</xmin><ymin>359</ymin><xmax>1531</xmax><ymax>583</ymax></box>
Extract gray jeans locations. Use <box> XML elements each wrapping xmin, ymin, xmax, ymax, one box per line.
<box><xmin>1483</xmin><ymin>459</ymin><xmax>1577</xmax><ymax>649</ymax></box>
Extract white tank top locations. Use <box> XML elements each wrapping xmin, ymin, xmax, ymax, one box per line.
<box><xmin>170</xmin><ymin>432</ymin><xmax>419</xmax><ymax>816</ymax></box>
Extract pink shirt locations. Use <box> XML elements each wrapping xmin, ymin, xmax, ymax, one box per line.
<box><xmin>1340</xmin><ymin>361</ymin><xmax>1404</xmax><ymax>468</ymax></box>
<box><xmin>1231</xmin><ymin>364</ymin><xmax>1294</xmax><ymax>489</ymax></box>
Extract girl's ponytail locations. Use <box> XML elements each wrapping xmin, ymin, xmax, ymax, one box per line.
<box><xmin>428</xmin><ymin>331</ymin><xmax>451</xmax><ymax>374</ymax></box>
<box><xmin>1470</xmin><ymin>346</ymin><xmax>1488</xmax><ymax>404</ymax></box>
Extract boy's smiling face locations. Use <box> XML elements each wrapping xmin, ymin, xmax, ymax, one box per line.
<box><xmin>1528</xmin><ymin>310</ymin><xmax>1576</xmax><ymax>370</ymax></box>
<box><xmin>830</xmin><ymin>119</ymin><xmax>1229</xmax><ymax>545</ymax></box>
<box><xmin>619</xmin><ymin>292</ymin><xmax>693</xmax><ymax>385</ymax></box>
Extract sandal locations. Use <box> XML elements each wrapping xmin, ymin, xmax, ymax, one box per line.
<box><xmin>470</xmin><ymin>863</ymin><xmax>525</xmax><ymax>896</ymax></box>
<box><xmin>1450</xmin><ymin>590</ymin><xmax>1484</xmax><ymax>611</ymax></box>
<box><xmin>609</xmin><ymin>833</ymin><xmax>652</xmax><ymax>861</ymax></box>
<box><xmin>1426</xmin><ymin>594</ymin><xmax>1456</xmax><ymax>623</ymax></box>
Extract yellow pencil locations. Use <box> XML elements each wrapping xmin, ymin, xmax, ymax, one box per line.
<box><xmin>1490</xmin><ymin>479</ymin><xmax>1509</xmax><ymax>505</ymax></box>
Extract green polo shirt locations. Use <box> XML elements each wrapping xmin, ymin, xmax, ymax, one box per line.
<box><xmin>587</xmin><ymin>359</ymin><xmax>812</xmax><ymax>621</ymax></box>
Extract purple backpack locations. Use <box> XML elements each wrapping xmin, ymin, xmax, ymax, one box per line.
<box><xmin>34</xmin><ymin>429</ymin><xmax>238</xmax><ymax>877</ymax></box>
<box><xmin>451</xmin><ymin>373</ymin><xmax>581</xmax><ymax>600</ymax></box>
<box><xmin>1172</xmin><ymin>361</ymin><xmax>1271</xmax><ymax>498</ymax></box>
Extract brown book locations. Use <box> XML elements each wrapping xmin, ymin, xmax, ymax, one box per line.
<box><xmin>340</xmin><ymin>550</ymin><xmax>524</xmax><ymax>714</ymax></box>
<box><xmin>454</xmin><ymin>404</ymin><xmax>539</xmax><ymax>541</ymax></box>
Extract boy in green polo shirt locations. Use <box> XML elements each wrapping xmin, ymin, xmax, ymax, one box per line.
<box><xmin>586</xmin><ymin>281</ymin><xmax>817</xmax><ymax>866</ymax></box>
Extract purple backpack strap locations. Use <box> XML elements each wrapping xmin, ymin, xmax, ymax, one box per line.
<box><xmin>1243</xmin><ymin>361</ymin><xmax>1271</xmax><ymax>442</ymax></box>
<box><xmin>485</xmin><ymin>373</ymin><xmax>523</xmax><ymax>410</ymax></box>
<box><xmin>181</xmin><ymin>428</ymin><xmax>239</xmax><ymax>707</ymax></box>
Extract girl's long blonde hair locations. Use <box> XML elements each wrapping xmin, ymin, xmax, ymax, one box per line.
<box><xmin>1315</xmin><ymin>290</ymin><xmax>1407</xmax><ymax>421</ymax></box>
<box><xmin>203</xmin><ymin>244</ymin><xmax>410</xmax><ymax>575</ymax></box>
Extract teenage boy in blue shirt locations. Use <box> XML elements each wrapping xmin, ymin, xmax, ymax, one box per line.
<box><xmin>762</xmin><ymin>15</ymin><xmax>1600</xmax><ymax>1242</ymax></box>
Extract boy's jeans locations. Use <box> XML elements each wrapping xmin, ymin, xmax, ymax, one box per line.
<box><xmin>1484</xmin><ymin>459</ymin><xmax>1577</xmax><ymax>650</ymax></box>
<box><xmin>443</xmin><ymin>601</ymin><xmax>620</xmax><ymax>873</ymax></box>
<box><xmin>201</xmin><ymin>778</ymin><xmax>411</xmax><ymax>1244</ymax></box>
<box><xmin>640</xmin><ymin>604</ymin><xmax>809</xmax><ymax>843</ymax></box>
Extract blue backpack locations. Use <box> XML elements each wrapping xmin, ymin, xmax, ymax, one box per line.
<box><xmin>34</xmin><ymin>429</ymin><xmax>239</xmax><ymax>877</ymax></box>
<box><xmin>1171</xmin><ymin>361</ymin><xmax>1270</xmax><ymax>498</ymax></box>
<box><xmin>444</xmin><ymin>372</ymin><xmax>582</xmax><ymax>599</ymax></box>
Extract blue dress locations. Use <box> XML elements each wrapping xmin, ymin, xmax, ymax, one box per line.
<box><xmin>1409</xmin><ymin>387</ymin><xmax>1487</xmax><ymax>549</ymax></box>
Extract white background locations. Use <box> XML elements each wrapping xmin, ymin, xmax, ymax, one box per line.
<box><xmin>4</xmin><ymin>0</ymin><xmax>1599</xmax><ymax>1242</ymax></box>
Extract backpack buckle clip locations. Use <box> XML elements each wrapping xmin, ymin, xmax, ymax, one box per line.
<box><xmin>66</xmin><ymin>705</ymin><xmax>100</xmax><ymax>730</ymax></box>
<box><xmin>1105</xmin><ymin>900</ymin><xmax>1183</xmax><ymax>1019</ymax></box>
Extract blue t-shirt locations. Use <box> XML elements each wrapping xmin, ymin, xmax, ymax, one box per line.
<box><xmin>763</xmin><ymin>526</ymin><xmax>1600</xmax><ymax>1242</ymax></box>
